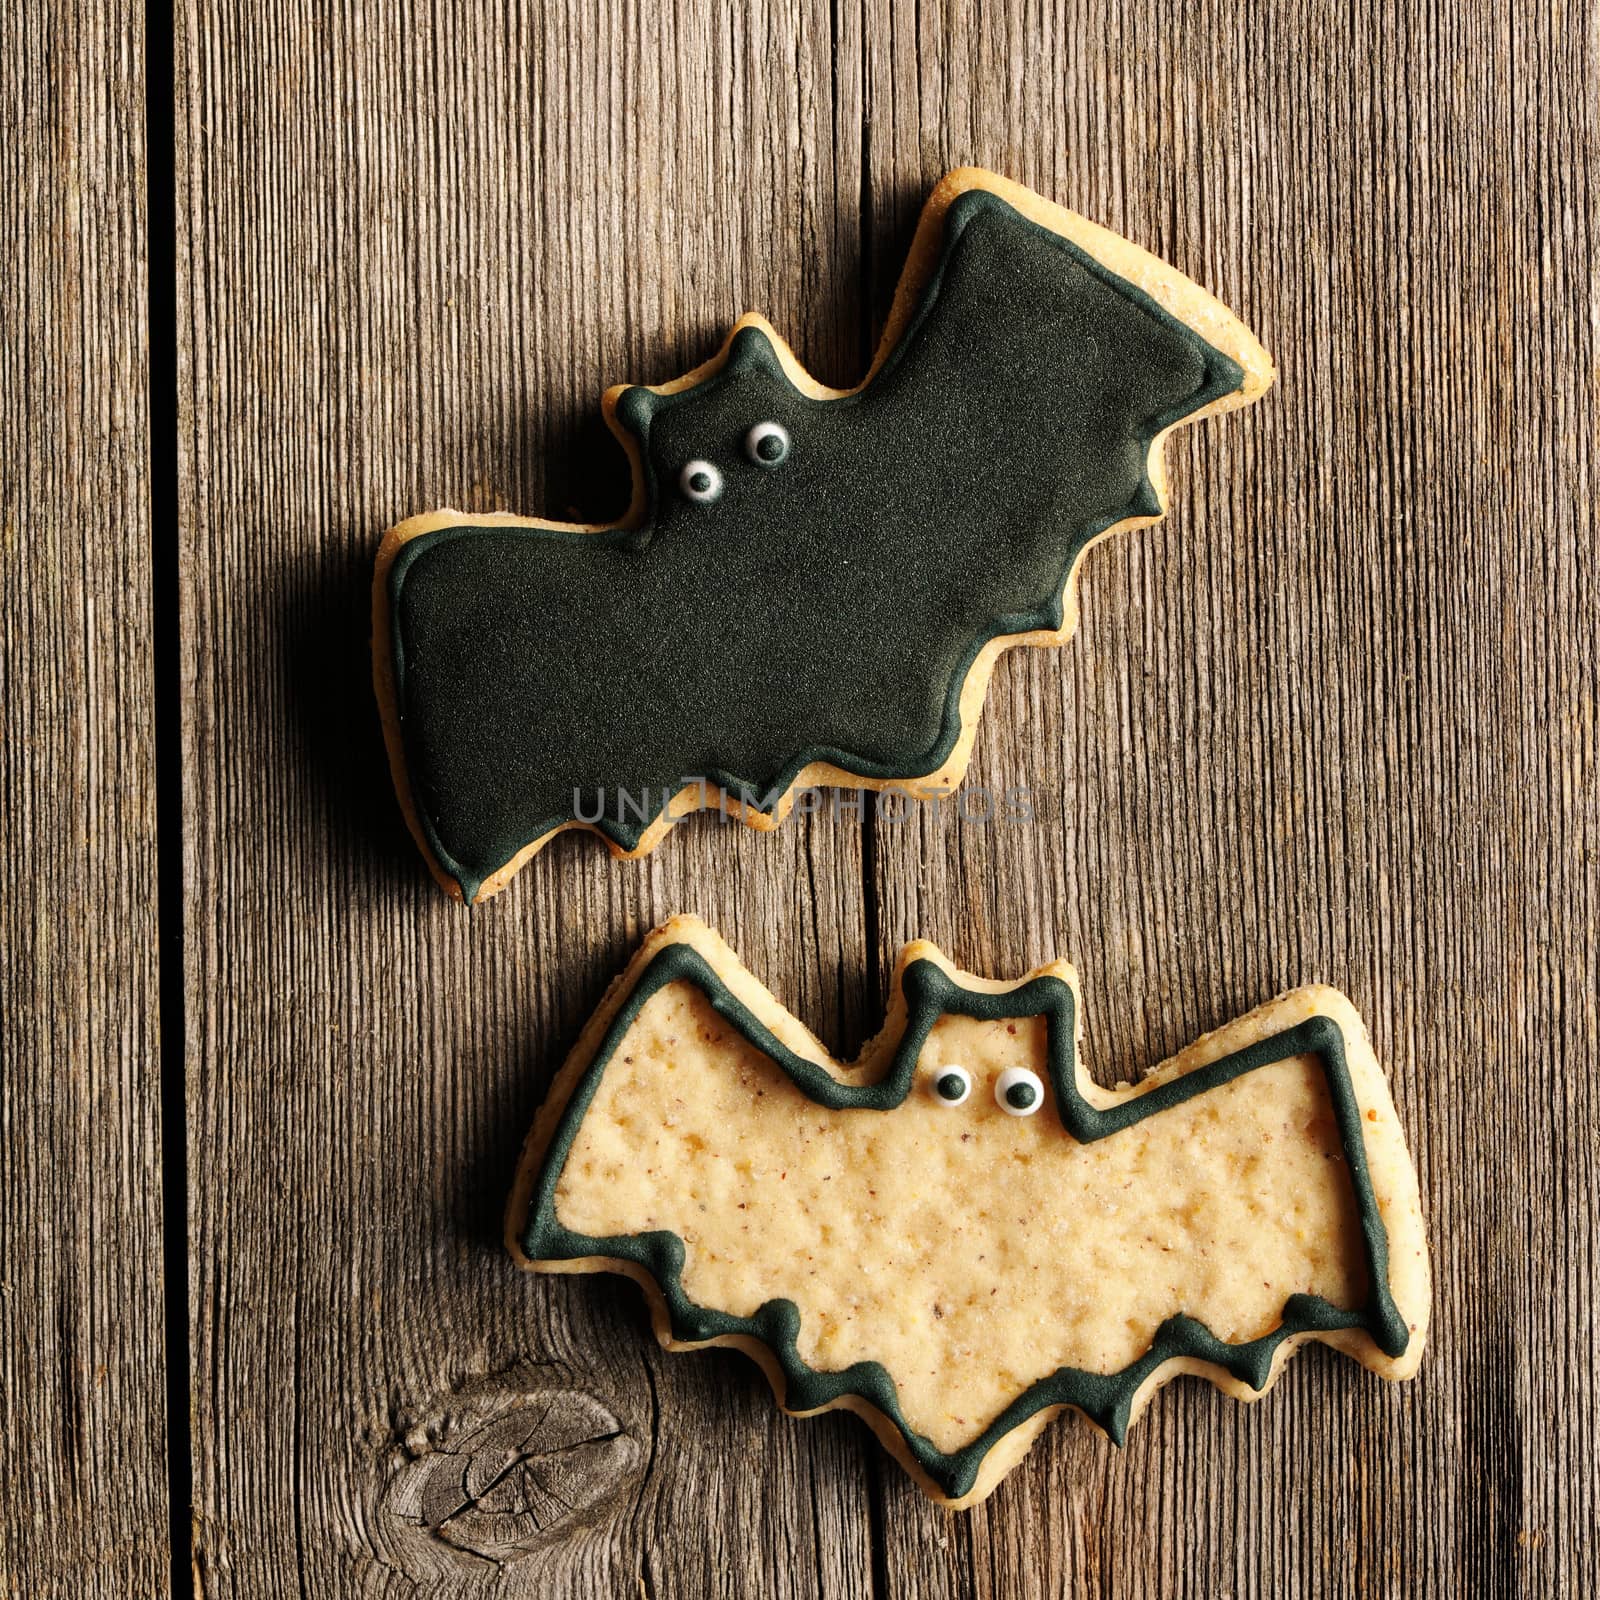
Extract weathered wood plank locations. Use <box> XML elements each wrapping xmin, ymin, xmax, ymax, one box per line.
<box><xmin>175</xmin><ymin>2</ymin><xmax>877</xmax><ymax>1594</ymax></box>
<box><xmin>0</xmin><ymin>2</ymin><xmax>170</xmax><ymax>1594</ymax></box>
<box><xmin>862</xmin><ymin>2</ymin><xmax>1597</xmax><ymax>1597</ymax></box>
<box><xmin>170</xmin><ymin>0</ymin><xmax>1597</xmax><ymax>1593</ymax></box>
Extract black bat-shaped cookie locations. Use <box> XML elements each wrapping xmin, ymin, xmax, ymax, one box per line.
<box><xmin>375</xmin><ymin>169</ymin><xmax>1273</xmax><ymax>901</ymax></box>
<box><xmin>507</xmin><ymin>918</ymin><xmax>1430</xmax><ymax>1507</ymax></box>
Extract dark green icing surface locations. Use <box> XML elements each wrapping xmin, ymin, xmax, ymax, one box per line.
<box><xmin>388</xmin><ymin>187</ymin><xmax>1246</xmax><ymax>900</ymax></box>
<box><xmin>520</xmin><ymin>944</ymin><xmax>1410</xmax><ymax>1500</ymax></box>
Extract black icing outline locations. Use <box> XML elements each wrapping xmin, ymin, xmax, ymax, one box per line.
<box><xmin>519</xmin><ymin>941</ymin><xmax>1411</xmax><ymax>1501</ymax></box>
<box><xmin>386</xmin><ymin>186</ymin><xmax>1248</xmax><ymax>900</ymax></box>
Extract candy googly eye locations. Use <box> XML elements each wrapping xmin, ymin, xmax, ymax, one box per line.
<box><xmin>679</xmin><ymin>459</ymin><xmax>723</xmax><ymax>503</ymax></box>
<box><xmin>995</xmin><ymin>1066</ymin><xmax>1044</xmax><ymax>1117</ymax></box>
<box><xmin>931</xmin><ymin>1065</ymin><xmax>971</xmax><ymax>1106</ymax></box>
<box><xmin>744</xmin><ymin>421</ymin><xmax>791</xmax><ymax>468</ymax></box>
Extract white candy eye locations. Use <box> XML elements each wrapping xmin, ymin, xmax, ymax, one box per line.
<box><xmin>744</xmin><ymin>420</ymin><xmax>791</xmax><ymax>468</ymax></box>
<box><xmin>995</xmin><ymin>1066</ymin><xmax>1044</xmax><ymax>1117</ymax></box>
<box><xmin>931</xmin><ymin>1065</ymin><xmax>971</xmax><ymax>1106</ymax></box>
<box><xmin>679</xmin><ymin>459</ymin><xmax>722</xmax><ymax>503</ymax></box>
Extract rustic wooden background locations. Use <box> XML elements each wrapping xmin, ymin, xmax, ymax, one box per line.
<box><xmin>7</xmin><ymin>0</ymin><xmax>1596</xmax><ymax>1595</ymax></box>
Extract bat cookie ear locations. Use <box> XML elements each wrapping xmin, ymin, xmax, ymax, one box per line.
<box><xmin>610</xmin><ymin>381</ymin><xmax>659</xmax><ymax>448</ymax></box>
<box><xmin>608</xmin><ymin>318</ymin><xmax>796</xmax><ymax>453</ymax></box>
<box><xmin>724</xmin><ymin>320</ymin><xmax>788</xmax><ymax>377</ymax></box>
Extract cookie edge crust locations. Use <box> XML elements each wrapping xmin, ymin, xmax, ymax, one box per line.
<box><xmin>372</xmin><ymin>166</ymin><xmax>1277</xmax><ymax>903</ymax></box>
<box><xmin>504</xmin><ymin>916</ymin><xmax>1430</xmax><ymax>1507</ymax></box>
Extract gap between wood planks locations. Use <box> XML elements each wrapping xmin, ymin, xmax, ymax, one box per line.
<box><xmin>145</xmin><ymin>0</ymin><xmax>192</xmax><ymax>1593</ymax></box>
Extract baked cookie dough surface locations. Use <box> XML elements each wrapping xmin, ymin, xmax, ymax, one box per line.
<box><xmin>508</xmin><ymin>918</ymin><xmax>1430</xmax><ymax>1506</ymax></box>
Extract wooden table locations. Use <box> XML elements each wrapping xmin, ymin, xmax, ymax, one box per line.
<box><xmin>7</xmin><ymin>2</ymin><xmax>1595</xmax><ymax>1595</ymax></box>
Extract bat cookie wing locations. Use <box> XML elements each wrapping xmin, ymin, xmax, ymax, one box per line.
<box><xmin>507</xmin><ymin>917</ymin><xmax>1429</xmax><ymax>1507</ymax></box>
<box><xmin>375</xmin><ymin>169</ymin><xmax>1273</xmax><ymax>902</ymax></box>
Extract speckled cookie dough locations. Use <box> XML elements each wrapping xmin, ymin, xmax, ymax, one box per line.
<box><xmin>508</xmin><ymin>917</ymin><xmax>1430</xmax><ymax>1506</ymax></box>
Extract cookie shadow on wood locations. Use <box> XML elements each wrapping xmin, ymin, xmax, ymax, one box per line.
<box><xmin>275</xmin><ymin>547</ymin><xmax>422</xmax><ymax>897</ymax></box>
<box><xmin>451</xmin><ymin>937</ymin><xmax>632</xmax><ymax>1255</ymax></box>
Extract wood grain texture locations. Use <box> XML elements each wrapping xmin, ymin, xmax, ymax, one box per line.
<box><xmin>175</xmin><ymin>2</ymin><xmax>873</xmax><ymax>1595</ymax></box>
<box><xmin>862</xmin><ymin>3</ymin><xmax>1599</xmax><ymax>1597</ymax></box>
<box><xmin>1</xmin><ymin>2</ymin><xmax>171</xmax><ymax>1595</ymax></box>
<box><xmin>167</xmin><ymin>0</ymin><xmax>1596</xmax><ymax>1596</ymax></box>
